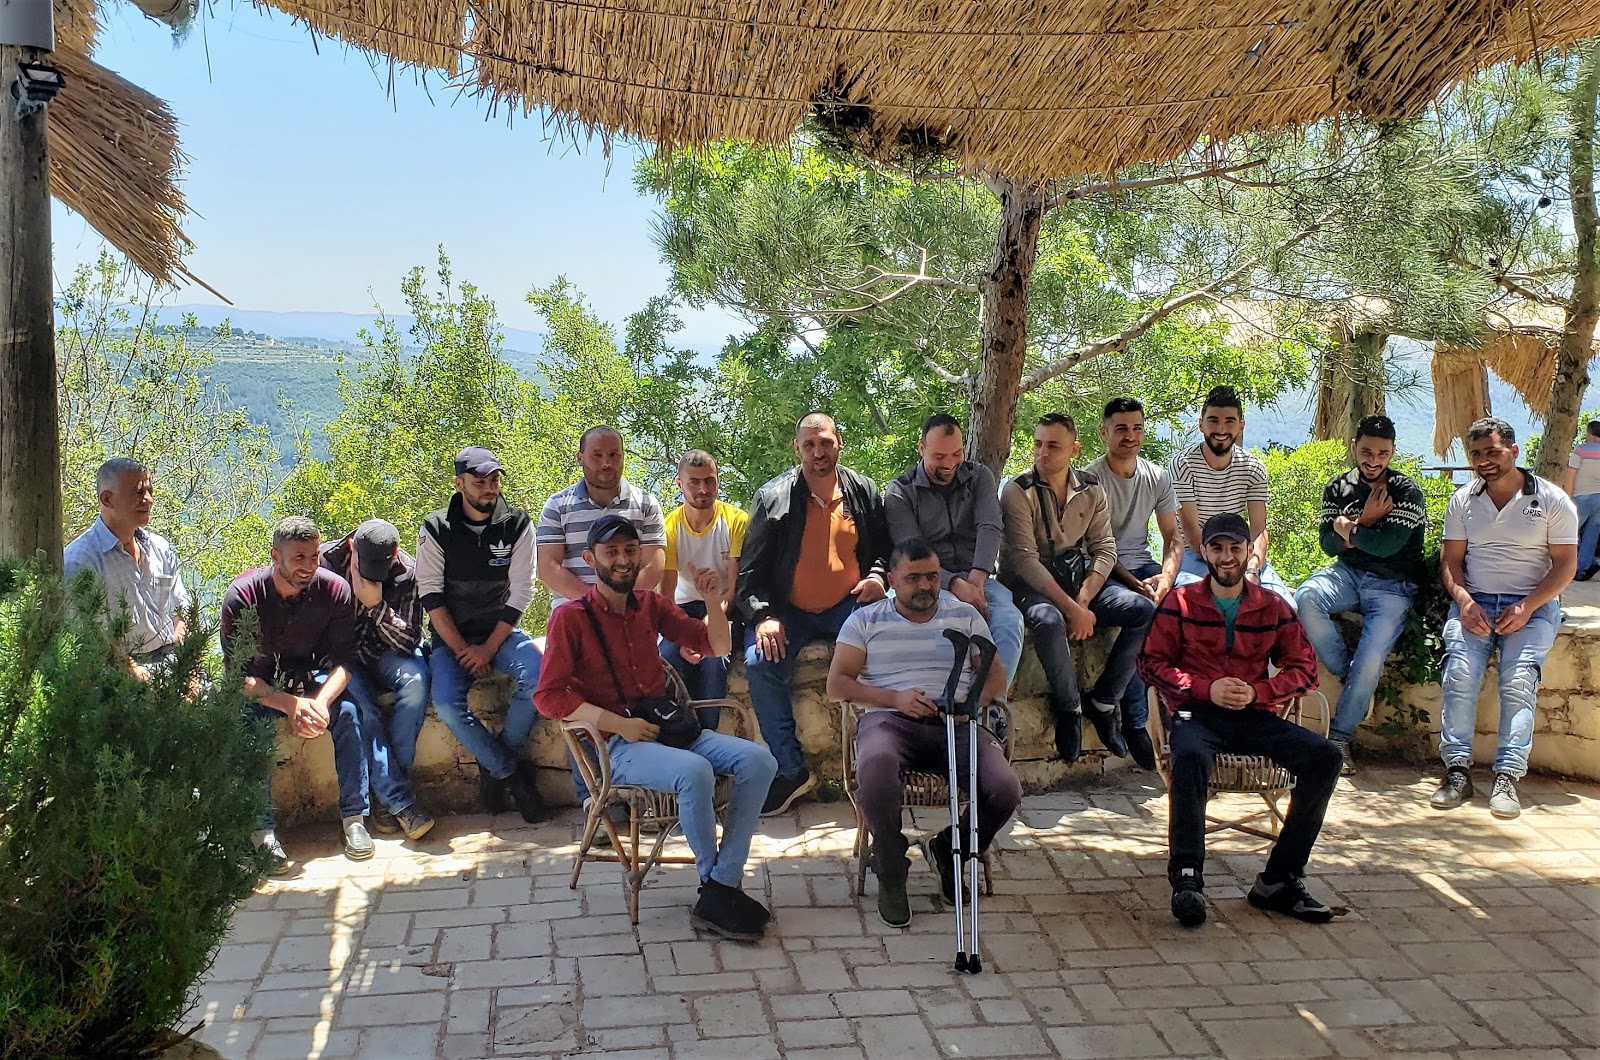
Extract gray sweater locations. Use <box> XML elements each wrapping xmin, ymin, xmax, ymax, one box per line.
<box><xmin>884</xmin><ymin>461</ymin><xmax>1004</xmax><ymax>588</ymax></box>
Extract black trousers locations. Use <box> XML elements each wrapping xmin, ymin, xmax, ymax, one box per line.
<box><xmin>1167</xmin><ymin>704</ymin><xmax>1342</xmax><ymax>887</ymax></box>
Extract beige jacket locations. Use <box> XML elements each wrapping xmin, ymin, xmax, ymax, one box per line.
<box><xmin>999</xmin><ymin>466</ymin><xmax>1118</xmax><ymax>598</ymax></box>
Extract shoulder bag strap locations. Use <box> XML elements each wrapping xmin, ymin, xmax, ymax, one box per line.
<box><xmin>579</xmin><ymin>599</ymin><xmax>630</xmax><ymax>709</ymax></box>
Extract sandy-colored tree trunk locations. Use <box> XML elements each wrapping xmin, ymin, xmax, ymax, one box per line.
<box><xmin>969</xmin><ymin>174</ymin><xmax>1046</xmax><ymax>474</ymax></box>
<box><xmin>1538</xmin><ymin>46</ymin><xmax>1600</xmax><ymax>481</ymax></box>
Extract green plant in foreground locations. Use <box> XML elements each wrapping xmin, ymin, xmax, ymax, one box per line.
<box><xmin>0</xmin><ymin>560</ymin><xmax>271</xmax><ymax>1059</ymax></box>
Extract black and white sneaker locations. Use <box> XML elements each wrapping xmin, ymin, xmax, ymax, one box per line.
<box><xmin>1170</xmin><ymin>867</ymin><xmax>1206</xmax><ymax>927</ymax></box>
<box><xmin>760</xmin><ymin>767</ymin><xmax>818</xmax><ymax>817</ymax></box>
<box><xmin>1247</xmin><ymin>874</ymin><xmax>1335</xmax><ymax>923</ymax></box>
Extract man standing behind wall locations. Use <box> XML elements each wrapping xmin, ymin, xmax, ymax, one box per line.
<box><xmin>739</xmin><ymin>413</ymin><xmax>890</xmax><ymax>815</ymax></box>
<box><xmin>1432</xmin><ymin>417</ymin><xmax>1577</xmax><ymax>819</ymax></box>
<box><xmin>64</xmin><ymin>457</ymin><xmax>190</xmax><ymax>677</ymax></box>
<box><xmin>419</xmin><ymin>446</ymin><xmax>546</xmax><ymax>823</ymax></box>
<box><xmin>537</xmin><ymin>425</ymin><xmax>668</xmax><ymax>608</ymax></box>
<box><xmin>1294</xmin><ymin>415</ymin><xmax>1427</xmax><ymax>776</ymax></box>
<box><xmin>1083</xmin><ymin>397</ymin><xmax>1180</xmax><ymax>769</ymax></box>
<box><xmin>1170</xmin><ymin>385</ymin><xmax>1295</xmax><ymax>606</ymax></box>
<box><xmin>1564</xmin><ymin>419</ymin><xmax>1600</xmax><ymax>580</ymax></box>
<box><xmin>885</xmin><ymin>414</ymin><xmax>1024</xmax><ymax>687</ymax></box>
<box><xmin>321</xmin><ymin>519</ymin><xmax>435</xmax><ymax>840</ymax></box>
<box><xmin>659</xmin><ymin>450</ymin><xmax>748</xmax><ymax>727</ymax></box>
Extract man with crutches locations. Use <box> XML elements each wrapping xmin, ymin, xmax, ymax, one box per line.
<box><xmin>827</xmin><ymin>538</ymin><xmax>1019</xmax><ymax>941</ymax></box>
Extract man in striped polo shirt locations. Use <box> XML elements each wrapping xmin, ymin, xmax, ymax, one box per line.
<box><xmin>827</xmin><ymin>538</ymin><xmax>1019</xmax><ymax>928</ymax></box>
<box><xmin>537</xmin><ymin>425</ymin><xmax>668</xmax><ymax>607</ymax></box>
<box><xmin>1170</xmin><ymin>385</ymin><xmax>1295</xmax><ymax>607</ymax></box>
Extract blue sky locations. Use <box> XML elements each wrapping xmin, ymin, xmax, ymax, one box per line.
<box><xmin>49</xmin><ymin>4</ymin><xmax>744</xmax><ymax>350</ymax></box>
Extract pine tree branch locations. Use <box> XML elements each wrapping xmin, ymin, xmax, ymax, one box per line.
<box><xmin>1448</xmin><ymin>253</ymin><xmax>1572</xmax><ymax>308</ymax></box>
<box><xmin>1044</xmin><ymin>159</ymin><xmax>1266</xmax><ymax>211</ymax></box>
<box><xmin>1017</xmin><ymin>218</ymin><xmax>1325</xmax><ymax>394</ymax></box>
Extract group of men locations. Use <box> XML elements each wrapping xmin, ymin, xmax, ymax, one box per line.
<box><xmin>63</xmin><ymin>383</ymin><xmax>1580</xmax><ymax>939</ymax></box>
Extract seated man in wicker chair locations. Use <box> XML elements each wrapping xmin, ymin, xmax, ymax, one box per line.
<box><xmin>1137</xmin><ymin>513</ymin><xmax>1341</xmax><ymax>929</ymax></box>
<box><xmin>535</xmin><ymin>515</ymin><xmax>778</xmax><ymax>942</ymax></box>
<box><xmin>826</xmin><ymin>538</ymin><xmax>1020</xmax><ymax>929</ymax></box>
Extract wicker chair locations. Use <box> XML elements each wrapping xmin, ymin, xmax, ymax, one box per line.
<box><xmin>1144</xmin><ymin>688</ymin><xmax>1330</xmax><ymax>841</ymax></box>
<box><xmin>562</xmin><ymin>661</ymin><xmax>755</xmax><ymax>923</ymax></box>
<box><xmin>839</xmin><ymin>701</ymin><xmax>1012</xmax><ymax>897</ymax></box>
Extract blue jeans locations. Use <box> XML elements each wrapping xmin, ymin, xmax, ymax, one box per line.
<box><xmin>1116</xmin><ymin>561</ymin><xmax>1166</xmax><ymax>731</ymax></box>
<box><xmin>1294</xmin><ymin>563</ymin><xmax>1416</xmax><ymax>742</ymax></box>
<box><xmin>431</xmin><ymin>630</ymin><xmax>542</xmax><ymax>780</ymax></box>
<box><xmin>660</xmin><ymin>599</ymin><xmax>727</xmax><ymax>730</ymax></box>
<box><xmin>1015</xmin><ymin>580</ymin><xmax>1156</xmax><ymax>717</ymax></box>
<box><xmin>744</xmin><ymin>596</ymin><xmax>857</xmax><ymax>777</ymax></box>
<box><xmin>1176</xmin><ymin>549</ymin><xmax>1296</xmax><ymax>610</ymax></box>
<box><xmin>246</xmin><ymin>669</ymin><xmax>367</xmax><ymax>830</ymax></box>
<box><xmin>605</xmin><ymin>730</ymin><xmax>777</xmax><ymax>886</ymax></box>
<box><xmin>1576</xmin><ymin>493</ymin><xmax>1600</xmax><ymax>573</ymax></box>
<box><xmin>345</xmin><ymin>648</ymin><xmax>429</xmax><ymax>813</ymax></box>
<box><xmin>980</xmin><ymin>578</ymin><xmax>1026</xmax><ymax>690</ymax></box>
<box><xmin>1440</xmin><ymin>593</ymin><xmax>1561</xmax><ymax>779</ymax></box>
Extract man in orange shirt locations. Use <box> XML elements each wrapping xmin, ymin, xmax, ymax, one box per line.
<box><xmin>737</xmin><ymin>413</ymin><xmax>891</xmax><ymax>815</ymax></box>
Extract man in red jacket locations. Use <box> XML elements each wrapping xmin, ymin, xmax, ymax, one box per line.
<box><xmin>1138</xmin><ymin>512</ymin><xmax>1342</xmax><ymax>928</ymax></box>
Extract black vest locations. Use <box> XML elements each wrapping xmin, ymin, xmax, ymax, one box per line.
<box><xmin>421</xmin><ymin>494</ymin><xmax>531</xmax><ymax>643</ymax></box>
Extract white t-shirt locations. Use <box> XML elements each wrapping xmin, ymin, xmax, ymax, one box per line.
<box><xmin>663</xmin><ymin>501</ymin><xmax>749</xmax><ymax>604</ymax></box>
<box><xmin>1443</xmin><ymin>472</ymin><xmax>1578</xmax><ymax>596</ymax></box>
<box><xmin>1083</xmin><ymin>455</ymin><xmax>1178</xmax><ymax>569</ymax></box>
<box><xmin>835</xmin><ymin>594</ymin><xmax>992</xmax><ymax>712</ymax></box>
<box><xmin>1170</xmin><ymin>442</ymin><xmax>1269</xmax><ymax>534</ymax></box>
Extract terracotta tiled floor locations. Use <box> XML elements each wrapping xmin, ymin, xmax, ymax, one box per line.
<box><xmin>192</xmin><ymin>766</ymin><xmax>1600</xmax><ymax>1059</ymax></box>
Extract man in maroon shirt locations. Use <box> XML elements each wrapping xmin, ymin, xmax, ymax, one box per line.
<box><xmin>536</xmin><ymin>514</ymin><xmax>777</xmax><ymax>941</ymax></box>
<box><xmin>1138</xmin><ymin>513</ymin><xmax>1341</xmax><ymax>929</ymax></box>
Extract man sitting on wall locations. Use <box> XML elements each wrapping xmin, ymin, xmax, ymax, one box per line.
<box><xmin>827</xmin><ymin>538</ymin><xmax>1020</xmax><ymax>929</ymax></box>
<box><xmin>1138</xmin><ymin>513</ymin><xmax>1341</xmax><ymax>928</ymax></box>
<box><xmin>536</xmin><ymin>515</ymin><xmax>778</xmax><ymax>941</ymax></box>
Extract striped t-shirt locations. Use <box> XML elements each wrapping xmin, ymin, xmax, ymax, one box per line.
<box><xmin>1170</xmin><ymin>442</ymin><xmax>1270</xmax><ymax>530</ymax></box>
<box><xmin>1569</xmin><ymin>440</ymin><xmax>1600</xmax><ymax>497</ymax></box>
<box><xmin>536</xmin><ymin>478</ymin><xmax>667</xmax><ymax>606</ymax></box>
<box><xmin>835</xmin><ymin>594</ymin><xmax>993</xmax><ymax>712</ymax></box>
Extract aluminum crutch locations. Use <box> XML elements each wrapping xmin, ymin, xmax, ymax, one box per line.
<box><xmin>952</xmin><ymin>634</ymin><xmax>997</xmax><ymax>974</ymax></box>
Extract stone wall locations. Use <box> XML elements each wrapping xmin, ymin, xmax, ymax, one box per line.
<box><xmin>266</xmin><ymin>619</ymin><xmax>1600</xmax><ymax>826</ymax></box>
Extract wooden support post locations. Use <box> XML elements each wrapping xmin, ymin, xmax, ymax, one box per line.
<box><xmin>0</xmin><ymin>9</ymin><xmax>63</xmax><ymax>565</ymax></box>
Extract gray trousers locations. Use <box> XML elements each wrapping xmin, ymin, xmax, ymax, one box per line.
<box><xmin>855</xmin><ymin>710</ymin><xmax>1022</xmax><ymax>884</ymax></box>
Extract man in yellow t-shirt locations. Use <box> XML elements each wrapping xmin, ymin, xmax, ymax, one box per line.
<box><xmin>661</xmin><ymin>450</ymin><xmax>750</xmax><ymax>725</ymax></box>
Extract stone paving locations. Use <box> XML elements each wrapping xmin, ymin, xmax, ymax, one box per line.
<box><xmin>191</xmin><ymin>766</ymin><xmax>1600</xmax><ymax>1060</ymax></box>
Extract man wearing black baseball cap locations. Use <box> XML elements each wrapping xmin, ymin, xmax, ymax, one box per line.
<box><xmin>537</xmin><ymin>514</ymin><xmax>778</xmax><ymax>940</ymax></box>
<box><xmin>321</xmin><ymin>518</ymin><xmax>434</xmax><ymax>841</ymax></box>
<box><xmin>1138</xmin><ymin>512</ymin><xmax>1341</xmax><ymax>929</ymax></box>
<box><xmin>417</xmin><ymin>446</ymin><xmax>546</xmax><ymax>822</ymax></box>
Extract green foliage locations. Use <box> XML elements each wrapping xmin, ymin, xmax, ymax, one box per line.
<box><xmin>55</xmin><ymin>254</ymin><xmax>282</xmax><ymax>602</ymax></box>
<box><xmin>1259</xmin><ymin>440</ymin><xmax>1351</xmax><ymax>588</ymax></box>
<box><xmin>0</xmin><ymin>560</ymin><xmax>271</xmax><ymax>1058</ymax></box>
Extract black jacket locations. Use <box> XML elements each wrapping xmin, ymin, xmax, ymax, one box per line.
<box><xmin>736</xmin><ymin>465</ymin><xmax>889</xmax><ymax>625</ymax></box>
<box><xmin>417</xmin><ymin>494</ymin><xmax>535</xmax><ymax>644</ymax></box>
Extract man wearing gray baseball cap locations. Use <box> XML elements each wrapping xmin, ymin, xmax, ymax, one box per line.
<box><xmin>322</xmin><ymin>519</ymin><xmax>435</xmax><ymax>841</ymax></box>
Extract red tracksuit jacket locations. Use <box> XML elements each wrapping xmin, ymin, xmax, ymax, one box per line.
<box><xmin>1137</xmin><ymin>579</ymin><xmax>1318</xmax><ymax>714</ymax></box>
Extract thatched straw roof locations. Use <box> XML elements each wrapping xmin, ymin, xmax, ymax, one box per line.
<box><xmin>1433</xmin><ymin>346</ymin><xmax>1493</xmax><ymax>458</ymax></box>
<box><xmin>44</xmin><ymin>0</ymin><xmax>1600</xmax><ymax>284</ymax></box>
<box><xmin>260</xmin><ymin>0</ymin><xmax>1600</xmax><ymax>178</ymax></box>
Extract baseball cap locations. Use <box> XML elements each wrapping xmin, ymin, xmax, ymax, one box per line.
<box><xmin>351</xmin><ymin>519</ymin><xmax>400</xmax><ymax>580</ymax></box>
<box><xmin>454</xmin><ymin>446</ymin><xmax>503</xmax><ymax>477</ymax></box>
<box><xmin>586</xmin><ymin>513</ymin><xmax>640</xmax><ymax>550</ymax></box>
<box><xmin>1201</xmin><ymin>512</ymin><xmax>1251</xmax><ymax>545</ymax></box>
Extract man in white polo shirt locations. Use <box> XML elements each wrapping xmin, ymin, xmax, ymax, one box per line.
<box><xmin>1170</xmin><ymin>385</ymin><xmax>1295</xmax><ymax>607</ymax></box>
<box><xmin>1432</xmin><ymin>417</ymin><xmax>1577</xmax><ymax>819</ymax></box>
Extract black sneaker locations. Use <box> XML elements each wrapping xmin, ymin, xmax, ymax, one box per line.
<box><xmin>760</xmin><ymin>767</ymin><xmax>818</xmax><ymax>817</ymax></box>
<box><xmin>877</xmin><ymin>877</ymin><xmax>911</xmax><ymax>928</ymax></box>
<box><xmin>1054</xmin><ymin>711</ymin><xmax>1083</xmax><ymax>763</ymax></box>
<box><xmin>1333</xmin><ymin>739</ymin><xmax>1356</xmax><ymax>778</ymax></box>
<box><xmin>479</xmin><ymin>764</ymin><xmax>507</xmax><ymax>814</ymax></box>
<box><xmin>393</xmin><ymin>803</ymin><xmax>435</xmax><ymax>841</ymax></box>
<box><xmin>1087</xmin><ymin>701</ymin><xmax>1128</xmax><ymax>757</ymax></box>
<box><xmin>1124</xmin><ymin>726</ymin><xmax>1157</xmax><ymax>771</ymax></box>
<box><xmin>1430</xmin><ymin>766</ymin><xmax>1474</xmax><ymax>810</ymax></box>
<box><xmin>503</xmin><ymin>761</ymin><xmax>546</xmax><ymax>824</ymax></box>
<box><xmin>920</xmin><ymin>828</ymin><xmax>968</xmax><ymax>905</ymax></box>
<box><xmin>729</xmin><ymin>885</ymin><xmax>773</xmax><ymax>927</ymax></box>
<box><xmin>369</xmin><ymin>803</ymin><xmax>402</xmax><ymax>835</ymax></box>
<box><xmin>1248</xmin><ymin>874</ymin><xmax>1335</xmax><ymax>923</ymax></box>
<box><xmin>691</xmin><ymin>879</ymin><xmax>765</xmax><ymax>942</ymax></box>
<box><xmin>1170</xmin><ymin>868</ymin><xmax>1206</xmax><ymax>927</ymax></box>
